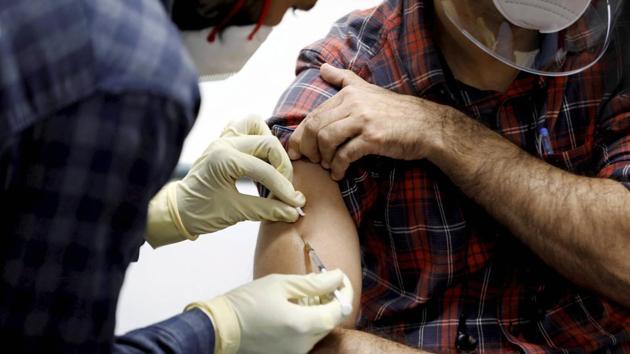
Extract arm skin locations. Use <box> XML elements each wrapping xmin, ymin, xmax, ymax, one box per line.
<box><xmin>311</xmin><ymin>329</ymin><xmax>430</xmax><ymax>354</ymax></box>
<box><xmin>429</xmin><ymin>108</ymin><xmax>630</xmax><ymax>307</ymax></box>
<box><xmin>255</xmin><ymin>161</ymin><xmax>431</xmax><ymax>352</ymax></box>
<box><xmin>254</xmin><ymin>160</ymin><xmax>363</xmax><ymax>327</ymax></box>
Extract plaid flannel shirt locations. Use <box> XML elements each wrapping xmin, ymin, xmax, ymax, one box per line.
<box><xmin>0</xmin><ymin>0</ymin><xmax>215</xmax><ymax>353</ymax></box>
<box><xmin>266</xmin><ymin>0</ymin><xmax>630</xmax><ymax>352</ymax></box>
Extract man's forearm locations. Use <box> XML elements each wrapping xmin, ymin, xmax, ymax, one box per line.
<box><xmin>428</xmin><ymin>109</ymin><xmax>630</xmax><ymax>307</ymax></box>
<box><xmin>312</xmin><ymin>329</ymin><xmax>431</xmax><ymax>354</ymax></box>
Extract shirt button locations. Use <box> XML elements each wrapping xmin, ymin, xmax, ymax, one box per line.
<box><xmin>456</xmin><ymin>332</ymin><xmax>478</xmax><ymax>352</ymax></box>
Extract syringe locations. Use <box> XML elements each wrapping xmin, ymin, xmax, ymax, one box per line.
<box><xmin>304</xmin><ymin>241</ymin><xmax>353</xmax><ymax>317</ymax></box>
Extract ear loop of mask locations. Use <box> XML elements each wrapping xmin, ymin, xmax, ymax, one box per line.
<box><xmin>207</xmin><ymin>0</ymin><xmax>273</xmax><ymax>42</ymax></box>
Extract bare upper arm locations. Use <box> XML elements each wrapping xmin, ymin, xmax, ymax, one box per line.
<box><xmin>254</xmin><ymin>160</ymin><xmax>362</xmax><ymax>327</ymax></box>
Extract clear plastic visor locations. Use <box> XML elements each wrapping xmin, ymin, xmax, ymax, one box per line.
<box><xmin>437</xmin><ymin>0</ymin><xmax>622</xmax><ymax>76</ymax></box>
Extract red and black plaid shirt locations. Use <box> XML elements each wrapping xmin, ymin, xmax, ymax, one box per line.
<box><xmin>266</xmin><ymin>0</ymin><xmax>630</xmax><ymax>352</ymax></box>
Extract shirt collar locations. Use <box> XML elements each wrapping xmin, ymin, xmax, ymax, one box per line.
<box><xmin>394</xmin><ymin>0</ymin><xmax>447</xmax><ymax>96</ymax></box>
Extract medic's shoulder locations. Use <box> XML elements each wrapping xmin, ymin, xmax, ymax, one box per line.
<box><xmin>84</xmin><ymin>0</ymin><xmax>200</xmax><ymax>116</ymax></box>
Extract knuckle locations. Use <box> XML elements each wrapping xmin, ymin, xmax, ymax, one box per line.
<box><xmin>304</xmin><ymin>119</ymin><xmax>318</xmax><ymax>135</ymax></box>
<box><xmin>273</xmin><ymin>207</ymin><xmax>291</xmax><ymax>221</ymax></box>
<box><xmin>292</xmin><ymin>320</ymin><xmax>312</xmax><ymax>335</ymax></box>
<box><xmin>350</xmin><ymin>99</ymin><xmax>362</xmax><ymax>111</ymax></box>
<box><xmin>288</xmin><ymin>133</ymin><xmax>300</xmax><ymax>148</ymax></box>
<box><xmin>363</xmin><ymin>127</ymin><xmax>383</xmax><ymax>144</ymax></box>
<box><xmin>308</xmin><ymin>111</ymin><xmax>321</xmax><ymax>123</ymax></box>
<box><xmin>317</xmin><ymin>129</ymin><xmax>331</xmax><ymax>145</ymax></box>
<box><xmin>260</xmin><ymin>135</ymin><xmax>278</xmax><ymax>149</ymax></box>
<box><xmin>337</xmin><ymin>149</ymin><xmax>350</xmax><ymax>162</ymax></box>
<box><xmin>262</xmin><ymin>134</ymin><xmax>277</xmax><ymax>143</ymax></box>
<box><xmin>267</xmin><ymin>136</ymin><xmax>284</xmax><ymax>151</ymax></box>
<box><xmin>355</xmin><ymin>108</ymin><xmax>367</xmax><ymax>120</ymax></box>
<box><xmin>339</xmin><ymin>88</ymin><xmax>354</xmax><ymax>101</ymax></box>
<box><xmin>343</xmin><ymin>85</ymin><xmax>357</xmax><ymax>95</ymax></box>
<box><xmin>207</xmin><ymin>146</ymin><xmax>230</xmax><ymax>162</ymax></box>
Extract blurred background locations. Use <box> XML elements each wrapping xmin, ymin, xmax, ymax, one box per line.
<box><xmin>116</xmin><ymin>0</ymin><xmax>382</xmax><ymax>334</ymax></box>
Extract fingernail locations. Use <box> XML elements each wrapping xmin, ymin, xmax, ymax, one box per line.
<box><xmin>288</xmin><ymin>149</ymin><xmax>300</xmax><ymax>160</ymax></box>
<box><xmin>296</xmin><ymin>207</ymin><xmax>305</xmax><ymax>217</ymax></box>
<box><xmin>295</xmin><ymin>191</ymin><xmax>306</xmax><ymax>206</ymax></box>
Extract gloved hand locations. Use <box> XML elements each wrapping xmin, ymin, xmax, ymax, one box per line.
<box><xmin>187</xmin><ymin>270</ymin><xmax>354</xmax><ymax>354</ymax></box>
<box><xmin>146</xmin><ymin>115</ymin><xmax>305</xmax><ymax>248</ymax></box>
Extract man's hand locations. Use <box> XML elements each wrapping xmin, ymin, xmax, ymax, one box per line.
<box><xmin>287</xmin><ymin>63</ymin><xmax>449</xmax><ymax>180</ymax></box>
<box><xmin>188</xmin><ymin>270</ymin><xmax>354</xmax><ymax>354</ymax></box>
<box><xmin>311</xmin><ymin>328</ymin><xmax>430</xmax><ymax>354</ymax></box>
<box><xmin>145</xmin><ymin>115</ymin><xmax>306</xmax><ymax>248</ymax></box>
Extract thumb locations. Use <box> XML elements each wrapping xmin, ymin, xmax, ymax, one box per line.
<box><xmin>320</xmin><ymin>63</ymin><xmax>364</xmax><ymax>88</ymax></box>
<box><xmin>283</xmin><ymin>270</ymin><xmax>345</xmax><ymax>298</ymax></box>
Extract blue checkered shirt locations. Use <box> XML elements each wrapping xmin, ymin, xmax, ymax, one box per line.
<box><xmin>0</xmin><ymin>0</ymin><xmax>216</xmax><ymax>353</ymax></box>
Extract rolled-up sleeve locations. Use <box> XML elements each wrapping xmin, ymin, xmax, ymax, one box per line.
<box><xmin>259</xmin><ymin>8</ymin><xmax>385</xmax><ymax>226</ymax></box>
<box><xmin>267</xmin><ymin>6</ymin><xmax>384</xmax><ymax>131</ymax></box>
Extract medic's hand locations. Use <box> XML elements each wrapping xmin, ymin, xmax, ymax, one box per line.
<box><xmin>288</xmin><ymin>63</ymin><xmax>449</xmax><ymax>181</ymax></box>
<box><xmin>187</xmin><ymin>270</ymin><xmax>354</xmax><ymax>354</ymax></box>
<box><xmin>146</xmin><ymin>116</ymin><xmax>305</xmax><ymax>248</ymax></box>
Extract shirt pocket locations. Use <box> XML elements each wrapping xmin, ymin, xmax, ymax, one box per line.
<box><xmin>540</xmin><ymin>144</ymin><xmax>594</xmax><ymax>175</ymax></box>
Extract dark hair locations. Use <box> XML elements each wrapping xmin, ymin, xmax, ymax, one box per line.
<box><xmin>171</xmin><ymin>0</ymin><xmax>264</xmax><ymax>31</ymax></box>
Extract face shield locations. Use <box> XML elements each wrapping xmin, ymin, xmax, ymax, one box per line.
<box><xmin>437</xmin><ymin>0</ymin><xmax>624</xmax><ymax>76</ymax></box>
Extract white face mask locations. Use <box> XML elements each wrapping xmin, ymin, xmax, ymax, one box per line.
<box><xmin>492</xmin><ymin>0</ymin><xmax>591</xmax><ymax>34</ymax></box>
<box><xmin>180</xmin><ymin>24</ymin><xmax>273</xmax><ymax>81</ymax></box>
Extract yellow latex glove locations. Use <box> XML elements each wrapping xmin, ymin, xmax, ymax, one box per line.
<box><xmin>187</xmin><ymin>270</ymin><xmax>354</xmax><ymax>354</ymax></box>
<box><xmin>146</xmin><ymin>116</ymin><xmax>305</xmax><ymax>248</ymax></box>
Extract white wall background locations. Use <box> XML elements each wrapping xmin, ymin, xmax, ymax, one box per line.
<box><xmin>115</xmin><ymin>0</ymin><xmax>382</xmax><ymax>334</ymax></box>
